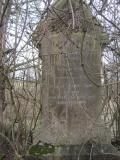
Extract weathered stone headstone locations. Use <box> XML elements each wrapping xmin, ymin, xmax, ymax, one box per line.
<box><xmin>33</xmin><ymin>0</ymin><xmax>110</xmax><ymax>145</ymax></box>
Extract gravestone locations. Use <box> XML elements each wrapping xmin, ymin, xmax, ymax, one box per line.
<box><xmin>33</xmin><ymin>0</ymin><xmax>110</xmax><ymax>145</ymax></box>
<box><xmin>32</xmin><ymin>0</ymin><xmax>120</xmax><ymax>160</ymax></box>
<box><xmin>33</xmin><ymin>0</ymin><xmax>111</xmax><ymax>149</ymax></box>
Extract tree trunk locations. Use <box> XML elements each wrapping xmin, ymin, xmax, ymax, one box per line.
<box><xmin>0</xmin><ymin>0</ymin><xmax>10</xmax><ymax>124</ymax></box>
<box><xmin>0</xmin><ymin>2</ymin><xmax>5</xmax><ymax>123</ymax></box>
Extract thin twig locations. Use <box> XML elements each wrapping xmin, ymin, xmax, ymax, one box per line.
<box><xmin>68</xmin><ymin>0</ymin><xmax>75</xmax><ymax>29</ymax></box>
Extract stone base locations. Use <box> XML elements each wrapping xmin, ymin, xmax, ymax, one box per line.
<box><xmin>24</xmin><ymin>141</ymin><xmax>120</xmax><ymax>160</ymax></box>
<box><xmin>50</xmin><ymin>154</ymin><xmax>120</xmax><ymax>160</ymax></box>
<box><xmin>24</xmin><ymin>154</ymin><xmax>120</xmax><ymax>160</ymax></box>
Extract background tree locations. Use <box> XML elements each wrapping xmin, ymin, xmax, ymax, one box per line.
<box><xmin>0</xmin><ymin>0</ymin><xmax>11</xmax><ymax>127</ymax></box>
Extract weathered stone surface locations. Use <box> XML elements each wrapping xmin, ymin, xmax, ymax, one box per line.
<box><xmin>23</xmin><ymin>140</ymin><xmax>120</xmax><ymax>160</ymax></box>
<box><xmin>41</xmin><ymin>155</ymin><xmax>120</xmax><ymax>160</ymax></box>
<box><xmin>23</xmin><ymin>142</ymin><xmax>120</xmax><ymax>160</ymax></box>
<box><xmin>25</xmin><ymin>142</ymin><xmax>120</xmax><ymax>160</ymax></box>
<box><xmin>33</xmin><ymin>0</ymin><xmax>110</xmax><ymax>145</ymax></box>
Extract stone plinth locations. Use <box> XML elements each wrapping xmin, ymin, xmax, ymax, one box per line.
<box><xmin>23</xmin><ymin>154</ymin><xmax>120</xmax><ymax>160</ymax></box>
<box><xmin>24</xmin><ymin>142</ymin><xmax>120</xmax><ymax>160</ymax></box>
